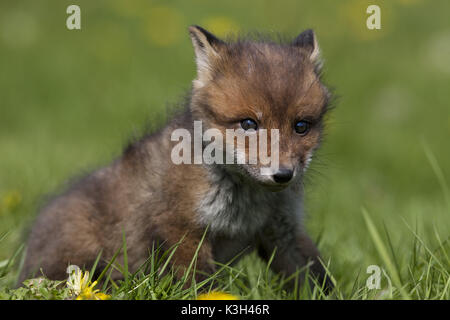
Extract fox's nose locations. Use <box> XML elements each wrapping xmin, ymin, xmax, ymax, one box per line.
<box><xmin>273</xmin><ymin>169</ymin><xmax>294</xmax><ymax>184</ymax></box>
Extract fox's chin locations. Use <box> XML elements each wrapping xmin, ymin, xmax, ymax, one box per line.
<box><xmin>264</xmin><ymin>184</ymin><xmax>290</xmax><ymax>192</ymax></box>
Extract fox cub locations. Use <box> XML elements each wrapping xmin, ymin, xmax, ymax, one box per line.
<box><xmin>19</xmin><ymin>26</ymin><xmax>333</xmax><ymax>290</ymax></box>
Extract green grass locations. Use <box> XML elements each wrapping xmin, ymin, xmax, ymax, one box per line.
<box><xmin>0</xmin><ymin>213</ymin><xmax>448</xmax><ymax>300</ymax></box>
<box><xmin>0</xmin><ymin>0</ymin><xmax>449</xmax><ymax>299</ymax></box>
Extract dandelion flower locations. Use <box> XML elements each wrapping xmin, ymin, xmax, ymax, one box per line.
<box><xmin>2</xmin><ymin>190</ymin><xmax>22</xmax><ymax>211</ymax></box>
<box><xmin>144</xmin><ymin>6</ymin><xmax>183</xmax><ymax>47</ymax></box>
<box><xmin>201</xmin><ymin>17</ymin><xmax>239</xmax><ymax>38</ymax></box>
<box><xmin>197</xmin><ymin>291</ymin><xmax>239</xmax><ymax>300</ymax></box>
<box><xmin>66</xmin><ymin>267</ymin><xmax>110</xmax><ymax>300</ymax></box>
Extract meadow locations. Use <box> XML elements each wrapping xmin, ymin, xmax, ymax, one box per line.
<box><xmin>0</xmin><ymin>0</ymin><xmax>449</xmax><ymax>299</ymax></box>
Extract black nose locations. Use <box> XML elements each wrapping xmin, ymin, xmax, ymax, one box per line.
<box><xmin>273</xmin><ymin>169</ymin><xmax>294</xmax><ymax>184</ymax></box>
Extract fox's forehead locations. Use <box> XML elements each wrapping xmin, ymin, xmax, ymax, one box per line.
<box><xmin>209</xmin><ymin>42</ymin><xmax>328</xmax><ymax>119</ymax></box>
<box><xmin>223</xmin><ymin>42</ymin><xmax>313</xmax><ymax>74</ymax></box>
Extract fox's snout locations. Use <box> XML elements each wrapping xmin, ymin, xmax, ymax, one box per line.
<box><xmin>272</xmin><ymin>168</ymin><xmax>294</xmax><ymax>184</ymax></box>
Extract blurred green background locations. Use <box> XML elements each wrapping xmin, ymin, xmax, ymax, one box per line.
<box><xmin>0</xmin><ymin>0</ymin><xmax>449</xmax><ymax>288</ymax></box>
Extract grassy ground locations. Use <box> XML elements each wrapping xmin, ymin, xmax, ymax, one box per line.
<box><xmin>0</xmin><ymin>0</ymin><xmax>449</xmax><ymax>299</ymax></box>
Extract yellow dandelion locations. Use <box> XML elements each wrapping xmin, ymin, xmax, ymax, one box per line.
<box><xmin>144</xmin><ymin>6</ymin><xmax>184</xmax><ymax>47</ymax></box>
<box><xmin>2</xmin><ymin>190</ymin><xmax>22</xmax><ymax>211</ymax></box>
<box><xmin>75</xmin><ymin>281</ymin><xmax>111</xmax><ymax>300</ymax></box>
<box><xmin>66</xmin><ymin>267</ymin><xmax>110</xmax><ymax>300</ymax></box>
<box><xmin>201</xmin><ymin>17</ymin><xmax>239</xmax><ymax>38</ymax></box>
<box><xmin>197</xmin><ymin>291</ymin><xmax>239</xmax><ymax>300</ymax></box>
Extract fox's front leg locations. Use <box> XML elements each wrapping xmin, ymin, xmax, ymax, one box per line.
<box><xmin>258</xmin><ymin>221</ymin><xmax>332</xmax><ymax>292</ymax></box>
<box><xmin>157</xmin><ymin>221</ymin><xmax>216</xmax><ymax>284</ymax></box>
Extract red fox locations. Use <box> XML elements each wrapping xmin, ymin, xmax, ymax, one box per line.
<box><xmin>19</xmin><ymin>26</ymin><xmax>333</xmax><ymax>290</ymax></box>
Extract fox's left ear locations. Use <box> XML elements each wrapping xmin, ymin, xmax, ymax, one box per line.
<box><xmin>188</xmin><ymin>25</ymin><xmax>225</xmax><ymax>88</ymax></box>
<box><xmin>292</xmin><ymin>29</ymin><xmax>321</xmax><ymax>63</ymax></box>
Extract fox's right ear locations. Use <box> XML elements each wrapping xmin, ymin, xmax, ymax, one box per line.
<box><xmin>292</xmin><ymin>29</ymin><xmax>321</xmax><ymax>63</ymax></box>
<box><xmin>188</xmin><ymin>25</ymin><xmax>224</xmax><ymax>88</ymax></box>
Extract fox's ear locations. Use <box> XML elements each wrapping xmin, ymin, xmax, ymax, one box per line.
<box><xmin>292</xmin><ymin>29</ymin><xmax>320</xmax><ymax>63</ymax></box>
<box><xmin>188</xmin><ymin>25</ymin><xmax>224</xmax><ymax>88</ymax></box>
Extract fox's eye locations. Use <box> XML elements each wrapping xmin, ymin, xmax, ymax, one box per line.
<box><xmin>240</xmin><ymin>118</ymin><xmax>258</xmax><ymax>131</ymax></box>
<box><xmin>294</xmin><ymin>121</ymin><xmax>310</xmax><ymax>135</ymax></box>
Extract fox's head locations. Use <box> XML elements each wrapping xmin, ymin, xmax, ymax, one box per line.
<box><xmin>188</xmin><ymin>26</ymin><xmax>331</xmax><ymax>191</ymax></box>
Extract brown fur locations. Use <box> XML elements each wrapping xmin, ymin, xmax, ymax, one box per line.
<box><xmin>19</xmin><ymin>26</ymin><xmax>333</xmax><ymax>291</ymax></box>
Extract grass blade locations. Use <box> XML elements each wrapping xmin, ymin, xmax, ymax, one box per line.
<box><xmin>362</xmin><ymin>208</ymin><xmax>410</xmax><ymax>299</ymax></box>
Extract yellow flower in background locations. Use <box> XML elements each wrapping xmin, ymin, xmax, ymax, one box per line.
<box><xmin>2</xmin><ymin>190</ymin><xmax>22</xmax><ymax>212</ymax></box>
<box><xmin>197</xmin><ymin>291</ymin><xmax>239</xmax><ymax>300</ymax></box>
<box><xmin>66</xmin><ymin>268</ymin><xmax>110</xmax><ymax>300</ymax></box>
<box><xmin>144</xmin><ymin>6</ymin><xmax>184</xmax><ymax>47</ymax></box>
<box><xmin>201</xmin><ymin>17</ymin><xmax>239</xmax><ymax>38</ymax></box>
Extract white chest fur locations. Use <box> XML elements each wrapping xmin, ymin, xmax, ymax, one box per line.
<box><xmin>196</xmin><ymin>169</ymin><xmax>304</xmax><ymax>238</ymax></box>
